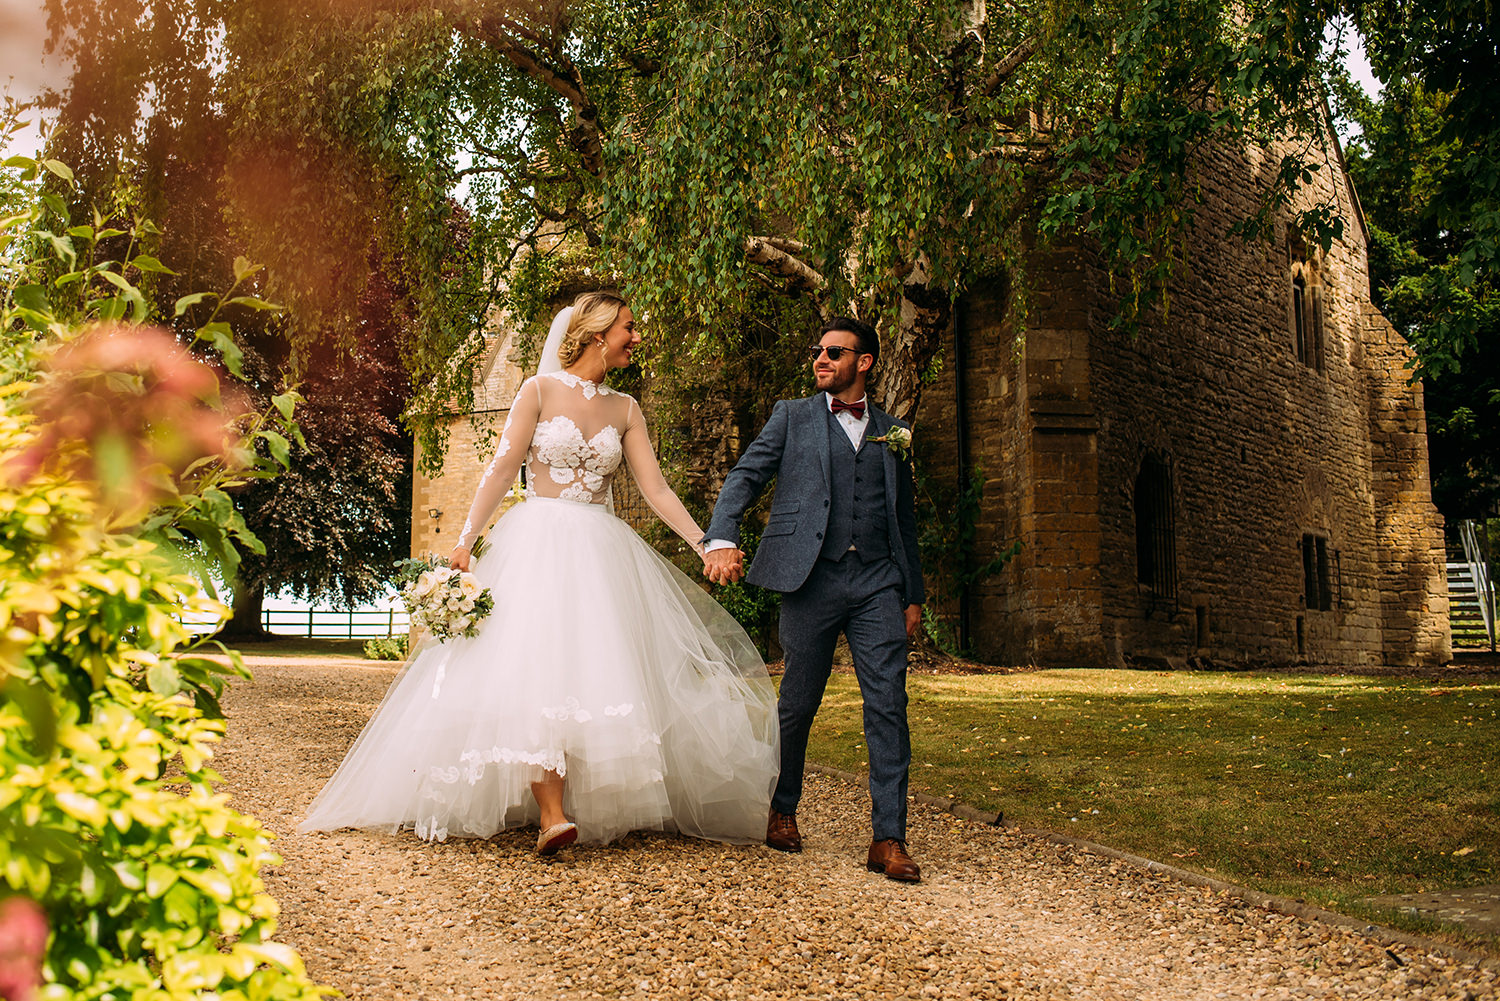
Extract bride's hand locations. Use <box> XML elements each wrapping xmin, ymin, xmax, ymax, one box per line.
<box><xmin>702</xmin><ymin>547</ymin><xmax>744</xmax><ymax>585</ymax></box>
<box><xmin>450</xmin><ymin>546</ymin><xmax>472</xmax><ymax>572</ymax></box>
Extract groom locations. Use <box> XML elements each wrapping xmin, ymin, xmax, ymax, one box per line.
<box><xmin>702</xmin><ymin>316</ymin><xmax>924</xmax><ymax>882</ymax></box>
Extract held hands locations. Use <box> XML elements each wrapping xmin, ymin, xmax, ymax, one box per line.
<box><xmin>449</xmin><ymin>546</ymin><xmax>472</xmax><ymax>572</ymax></box>
<box><xmin>702</xmin><ymin>548</ymin><xmax>745</xmax><ymax>585</ymax></box>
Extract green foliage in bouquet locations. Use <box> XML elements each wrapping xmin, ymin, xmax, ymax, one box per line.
<box><xmin>390</xmin><ymin>535</ymin><xmax>493</xmax><ymax>641</ymax></box>
<box><xmin>0</xmin><ymin>150</ymin><xmax>332</xmax><ymax>999</ymax></box>
<box><xmin>399</xmin><ymin>563</ymin><xmax>494</xmax><ymax>642</ymax></box>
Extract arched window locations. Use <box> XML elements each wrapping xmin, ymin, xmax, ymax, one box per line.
<box><xmin>1289</xmin><ymin>259</ymin><xmax>1325</xmax><ymax>371</ymax></box>
<box><xmin>1134</xmin><ymin>454</ymin><xmax>1177</xmax><ymax>599</ymax></box>
<box><xmin>1292</xmin><ymin>271</ymin><xmax>1308</xmax><ymax>361</ymax></box>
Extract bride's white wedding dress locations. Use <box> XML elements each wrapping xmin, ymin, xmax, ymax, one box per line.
<box><xmin>299</xmin><ymin>371</ymin><xmax>779</xmax><ymax>845</ymax></box>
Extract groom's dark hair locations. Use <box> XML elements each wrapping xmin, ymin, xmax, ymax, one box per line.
<box><xmin>821</xmin><ymin>316</ymin><xmax>879</xmax><ymax>367</ymax></box>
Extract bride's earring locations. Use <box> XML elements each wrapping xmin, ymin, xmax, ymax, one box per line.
<box><xmin>596</xmin><ymin>338</ymin><xmax>608</xmax><ymax>366</ymax></box>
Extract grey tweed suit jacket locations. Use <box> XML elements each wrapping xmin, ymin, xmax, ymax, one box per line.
<box><xmin>704</xmin><ymin>395</ymin><xmax>924</xmax><ymax>607</ymax></box>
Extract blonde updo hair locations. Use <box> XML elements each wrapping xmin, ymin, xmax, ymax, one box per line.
<box><xmin>557</xmin><ymin>290</ymin><xmax>628</xmax><ymax>368</ymax></box>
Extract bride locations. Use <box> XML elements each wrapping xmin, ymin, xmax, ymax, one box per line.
<box><xmin>299</xmin><ymin>291</ymin><xmax>779</xmax><ymax>855</ymax></box>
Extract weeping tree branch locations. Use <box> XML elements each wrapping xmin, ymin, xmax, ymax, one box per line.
<box><xmin>745</xmin><ymin>236</ymin><xmax>827</xmax><ymax>293</ymax></box>
<box><xmin>455</xmin><ymin>7</ymin><xmax>607</xmax><ymax>175</ymax></box>
<box><xmin>982</xmin><ymin>37</ymin><xmax>1040</xmax><ymax>95</ymax></box>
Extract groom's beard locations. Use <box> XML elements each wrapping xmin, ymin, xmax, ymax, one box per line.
<box><xmin>814</xmin><ymin>366</ymin><xmax>857</xmax><ymax>395</ymax></box>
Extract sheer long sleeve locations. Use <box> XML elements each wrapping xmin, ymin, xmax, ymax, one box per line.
<box><xmin>455</xmin><ymin>378</ymin><xmax>541</xmax><ymax>551</ymax></box>
<box><xmin>621</xmin><ymin>398</ymin><xmax>706</xmax><ymax>554</ymax></box>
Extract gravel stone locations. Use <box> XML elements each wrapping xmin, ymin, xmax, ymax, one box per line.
<box><xmin>216</xmin><ymin>653</ymin><xmax>1500</xmax><ymax>1000</ymax></box>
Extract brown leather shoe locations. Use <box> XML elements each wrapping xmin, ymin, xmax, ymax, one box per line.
<box><xmin>765</xmin><ymin>809</ymin><xmax>802</xmax><ymax>852</ymax></box>
<box><xmin>867</xmin><ymin>839</ymin><xmax>921</xmax><ymax>882</ymax></box>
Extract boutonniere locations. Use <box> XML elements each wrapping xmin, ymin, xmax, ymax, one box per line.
<box><xmin>869</xmin><ymin>425</ymin><xmax>913</xmax><ymax>460</ymax></box>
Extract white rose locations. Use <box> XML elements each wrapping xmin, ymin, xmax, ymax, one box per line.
<box><xmin>459</xmin><ymin>598</ymin><xmax>474</xmax><ymax>613</ymax></box>
<box><xmin>446</xmin><ymin>596</ymin><xmax>462</xmax><ymax>611</ymax></box>
<box><xmin>452</xmin><ymin>616</ymin><xmax>472</xmax><ymax>632</ymax></box>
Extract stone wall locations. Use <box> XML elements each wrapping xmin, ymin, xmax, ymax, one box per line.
<box><xmin>917</xmin><ymin>132</ymin><xmax>1451</xmax><ymax>668</ymax></box>
<box><xmin>410</xmin><ymin>330</ymin><xmax>527</xmax><ymax>558</ymax></box>
<box><xmin>1363</xmin><ymin>305</ymin><xmax>1452</xmax><ymax>666</ymax></box>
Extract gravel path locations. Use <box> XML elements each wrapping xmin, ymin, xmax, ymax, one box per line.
<box><xmin>217</xmin><ymin>652</ymin><xmax>1500</xmax><ymax>1001</ymax></box>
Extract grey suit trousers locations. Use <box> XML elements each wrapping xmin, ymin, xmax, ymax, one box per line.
<box><xmin>773</xmin><ymin>552</ymin><xmax>910</xmax><ymax>841</ymax></box>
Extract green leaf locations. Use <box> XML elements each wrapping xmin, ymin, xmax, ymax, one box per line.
<box><xmin>2</xmin><ymin>676</ymin><xmax>56</xmax><ymax>755</ymax></box>
<box><xmin>78</xmin><ymin>862</ymin><xmax>104</xmax><ymax>906</ymax></box>
<box><xmin>196</xmin><ymin>321</ymin><xmax>244</xmax><ymax>377</ymax></box>
<box><xmin>43</xmin><ymin>232</ymin><xmax>76</xmax><ymax>268</ymax></box>
<box><xmin>232</xmin><ymin>256</ymin><xmax>261</xmax><ymax>282</ymax></box>
<box><xmin>13</xmin><ymin>283</ymin><xmax>48</xmax><ymax>314</ymax></box>
<box><xmin>98</xmin><ymin>269</ymin><xmax>149</xmax><ymax>321</ymax></box>
<box><xmin>146</xmin><ymin>660</ymin><xmax>182</xmax><ymax>696</ymax></box>
<box><xmin>175</xmin><ymin>291</ymin><xmax>214</xmax><ymax>316</ymax></box>
<box><xmin>41</xmin><ymin>158</ymin><xmax>74</xmax><ymax>183</ymax></box>
<box><xmin>146</xmin><ymin>863</ymin><xmax>180</xmax><ymax>899</ymax></box>
<box><xmin>92</xmin><ymin>431</ymin><xmax>134</xmax><ymax>500</ymax></box>
<box><xmin>129</xmin><ymin>254</ymin><xmax>177</xmax><ymax>275</ymax></box>
<box><xmin>224</xmin><ymin>295</ymin><xmax>282</xmax><ymax>312</ymax></box>
<box><xmin>259</xmin><ymin>430</ymin><xmax>292</xmax><ymax>470</ymax></box>
<box><xmin>271</xmin><ymin>392</ymin><xmax>298</xmax><ymax>422</ymax></box>
<box><xmin>163</xmin><ymin>881</ymin><xmax>200</xmax><ymax>925</ymax></box>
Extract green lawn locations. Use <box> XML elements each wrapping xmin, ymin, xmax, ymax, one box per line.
<box><xmin>803</xmin><ymin>668</ymin><xmax>1500</xmax><ymax>948</ymax></box>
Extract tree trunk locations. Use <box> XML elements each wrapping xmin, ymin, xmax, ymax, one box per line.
<box><xmin>219</xmin><ymin>581</ymin><xmax>271</xmax><ymax>641</ymax></box>
<box><xmin>874</xmin><ymin>254</ymin><xmax>952</xmax><ymax>422</ymax></box>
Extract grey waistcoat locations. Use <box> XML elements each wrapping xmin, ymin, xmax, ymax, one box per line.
<box><xmin>820</xmin><ymin>408</ymin><xmax>893</xmax><ymax>563</ymax></box>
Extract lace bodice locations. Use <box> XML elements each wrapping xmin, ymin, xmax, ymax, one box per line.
<box><xmin>456</xmin><ymin>372</ymin><xmax>706</xmax><ymax>553</ymax></box>
<box><xmin>531</xmin><ymin>416</ymin><xmax>623</xmax><ymax>503</ymax></box>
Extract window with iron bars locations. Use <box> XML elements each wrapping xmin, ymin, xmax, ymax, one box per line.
<box><xmin>1135</xmin><ymin>454</ymin><xmax>1177</xmax><ymax>599</ymax></box>
<box><xmin>1301</xmin><ymin>532</ymin><xmax>1338</xmax><ymax>610</ymax></box>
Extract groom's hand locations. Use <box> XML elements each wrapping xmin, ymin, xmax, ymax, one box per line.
<box><xmin>905</xmin><ymin>604</ymin><xmax>921</xmax><ymax>639</ymax></box>
<box><xmin>703</xmin><ymin>548</ymin><xmax>745</xmax><ymax>585</ymax></box>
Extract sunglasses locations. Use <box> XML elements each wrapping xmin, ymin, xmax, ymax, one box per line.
<box><xmin>808</xmin><ymin>345</ymin><xmax>865</xmax><ymax>361</ymax></box>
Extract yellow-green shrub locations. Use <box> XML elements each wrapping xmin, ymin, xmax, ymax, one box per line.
<box><xmin>1</xmin><ymin>155</ymin><xmax>332</xmax><ymax>999</ymax></box>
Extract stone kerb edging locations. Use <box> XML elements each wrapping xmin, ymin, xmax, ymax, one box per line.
<box><xmin>806</xmin><ymin>762</ymin><xmax>1500</xmax><ymax>974</ymax></box>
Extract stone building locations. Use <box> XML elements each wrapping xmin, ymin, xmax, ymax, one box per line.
<box><xmin>415</xmin><ymin>129</ymin><xmax>1451</xmax><ymax>670</ymax></box>
<box><xmin>409</xmin><ymin>325</ymin><xmax>528</xmax><ymax>557</ymax></box>
<box><xmin>920</xmin><ymin>133</ymin><xmax>1451</xmax><ymax>669</ymax></box>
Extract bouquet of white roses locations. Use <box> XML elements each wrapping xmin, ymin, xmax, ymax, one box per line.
<box><xmin>395</xmin><ymin>555</ymin><xmax>494</xmax><ymax>641</ymax></box>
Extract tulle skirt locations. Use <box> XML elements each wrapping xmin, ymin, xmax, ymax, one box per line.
<box><xmin>298</xmin><ymin>497</ymin><xmax>779</xmax><ymax>845</ymax></box>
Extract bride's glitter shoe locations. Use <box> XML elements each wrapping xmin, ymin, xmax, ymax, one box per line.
<box><xmin>536</xmin><ymin>822</ymin><xmax>578</xmax><ymax>857</ymax></box>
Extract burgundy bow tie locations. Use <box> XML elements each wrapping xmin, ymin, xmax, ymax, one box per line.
<box><xmin>830</xmin><ymin>398</ymin><xmax>866</xmax><ymax>420</ymax></box>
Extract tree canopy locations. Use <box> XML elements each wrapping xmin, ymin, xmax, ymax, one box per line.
<box><xmin>1329</xmin><ymin>35</ymin><xmax>1500</xmax><ymax>518</ymax></box>
<box><xmin>39</xmin><ymin>0</ymin><xmax>417</xmax><ymax>615</ymax></box>
<box><xmin>37</xmin><ymin>0</ymin><xmax>1495</xmax><ymax>460</ymax></box>
<box><xmin>40</xmin><ymin>0</ymin><xmax>1358</xmax><ymax>430</ymax></box>
<box><xmin>1336</xmin><ymin>0</ymin><xmax>1499</xmax><ymax>380</ymax></box>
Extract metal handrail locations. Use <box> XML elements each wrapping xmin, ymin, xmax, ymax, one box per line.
<box><xmin>1459</xmin><ymin>519</ymin><xmax>1497</xmax><ymax>651</ymax></box>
